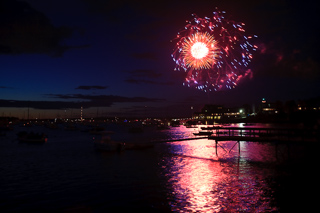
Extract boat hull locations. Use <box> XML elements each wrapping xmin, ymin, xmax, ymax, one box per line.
<box><xmin>94</xmin><ymin>140</ymin><xmax>125</xmax><ymax>152</ymax></box>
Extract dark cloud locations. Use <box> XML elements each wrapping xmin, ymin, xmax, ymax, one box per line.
<box><xmin>0</xmin><ymin>86</ymin><xmax>13</xmax><ymax>89</ymax></box>
<box><xmin>45</xmin><ymin>94</ymin><xmax>164</xmax><ymax>102</ymax></box>
<box><xmin>0</xmin><ymin>0</ymin><xmax>81</xmax><ymax>56</ymax></box>
<box><xmin>75</xmin><ymin>85</ymin><xmax>108</xmax><ymax>90</ymax></box>
<box><xmin>0</xmin><ymin>94</ymin><xmax>164</xmax><ymax>110</ymax></box>
<box><xmin>0</xmin><ymin>99</ymin><xmax>83</xmax><ymax>110</ymax></box>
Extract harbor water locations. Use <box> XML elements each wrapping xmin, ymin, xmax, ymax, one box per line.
<box><xmin>0</xmin><ymin>123</ymin><xmax>318</xmax><ymax>212</ymax></box>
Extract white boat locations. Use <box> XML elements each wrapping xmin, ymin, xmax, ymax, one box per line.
<box><xmin>93</xmin><ymin>135</ymin><xmax>125</xmax><ymax>152</ymax></box>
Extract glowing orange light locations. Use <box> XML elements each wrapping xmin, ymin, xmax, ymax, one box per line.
<box><xmin>181</xmin><ymin>32</ymin><xmax>218</xmax><ymax>70</ymax></box>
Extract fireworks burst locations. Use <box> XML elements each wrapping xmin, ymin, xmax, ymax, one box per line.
<box><xmin>172</xmin><ymin>9</ymin><xmax>258</xmax><ymax>92</ymax></box>
<box><xmin>181</xmin><ymin>32</ymin><xmax>218</xmax><ymax>70</ymax></box>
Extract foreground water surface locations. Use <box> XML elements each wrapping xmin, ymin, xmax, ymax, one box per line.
<box><xmin>0</xmin><ymin>123</ymin><xmax>318</xmax><ymax>212</ymax></box>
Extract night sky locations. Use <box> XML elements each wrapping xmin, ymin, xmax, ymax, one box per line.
<box><xmin>1</xmin><ymin>0</ymin><xmax>319</xmax><ymax>118</ymax></box>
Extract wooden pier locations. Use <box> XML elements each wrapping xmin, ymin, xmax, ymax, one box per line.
<box><xmin>152</xmin><ymin>136</ymin><xmax>208</xmax><ymax>144</ymax></box>
<box><xmin>207</xmin><ymin>127</ymin><xmax>318</xmax><ymax>142</ymax></box>
<box><xmin>206</xmin><ymin>127</ymin><xmax>318</xmax><ymax>155</ymax></box>
<box><xmin>152</xmin><ymin>126</ymin><xmax>318</xmax><ymax>157</ymax></box>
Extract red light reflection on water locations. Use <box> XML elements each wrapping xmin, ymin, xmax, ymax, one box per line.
<box><xmin>166</xmin><ymin>147</ymin><xmax>226</xmax><ymax>212</ymax></box>
<box><xmin>160</xmin><ymin>125</ymin><xmax>278</xmax><ymax>212</ymax></box>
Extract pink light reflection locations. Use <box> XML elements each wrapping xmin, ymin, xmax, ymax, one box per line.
<box><xmin>161</xmin><ymin>124</ymin><xmax>278</xmax><ymax>211</ymax></box>
<box><xmin>167</xmin><ymin>145</ymin><xmax>225</xmax><ymax>212</ymax></box>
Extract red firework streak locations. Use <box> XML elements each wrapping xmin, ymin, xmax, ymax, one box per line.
<box><xmin>172</xmin><ymin>9</ymin><xmax>258</xmax><ymax>92</ymax></box>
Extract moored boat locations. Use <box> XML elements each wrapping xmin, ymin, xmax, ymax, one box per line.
<box><xmin>17</xmin><ymin>131</ymin><xmax>47</xmax><ymax>143</ymax></box>
<box><xmin>193</xmin><ymin>131</ymin><xmax>213</xmax><ymax>136</ymax></box>
<box><xmin>93</xmin><ymin>135</ymin><xmax>125</xmax><ymax>152</ymax></box>
<box><xmin>89</xmin><ymin>126</ymin><xmax>106</xmax><ymax>135</ymax></box>
<box><xmin>201</xmin><ymin>126</ymin><xmax>222</xmax><ymax>130</ymax></box>
<box><xmin>125</xmin><ymin>142</ymin><xmax>154</xmax><ymax>150</ymax></box>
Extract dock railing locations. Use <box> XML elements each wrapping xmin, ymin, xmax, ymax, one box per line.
<box><xmin>206</xmin><ymin>126</ymin><xmax>319</xmax><ymax>156</ymax></box>
<box><xmin>208</xmin><ymin>127</ymin><xmax>318</xmax><ymax>143</ymax></box>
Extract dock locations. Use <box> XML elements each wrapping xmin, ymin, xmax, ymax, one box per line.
<box><xmin>205</xmin><ymin>127</ymin><xmax>318</xmax><ymax>155</ymax></box>
<box><xmin>152</xmin><ymin>136</ymin><xmax>208</xmax><ymax>144</ymax></box>
<box><xmin>207</xmin><ymin>126</ymin><xmax>317</xmax><ymax>140</ymax></box>
<box><xmin>152</xmin><ymin>127</ymin><xmax>319</xmax><ymax>157</ymax></box>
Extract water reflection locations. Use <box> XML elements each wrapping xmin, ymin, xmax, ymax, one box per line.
<box><xmin>163</xmin><ymin>153</ymin><xmax>225</xmax><ymax>212</ymax></box>
<box><xmin>160</xmin><ymin>127</ymin><xmax>278</xmax><ymax>212</ymax></box>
